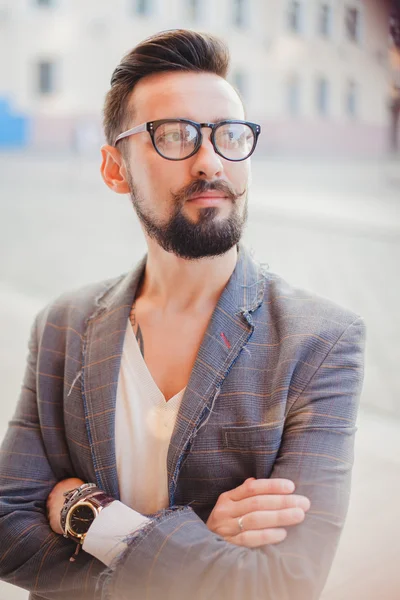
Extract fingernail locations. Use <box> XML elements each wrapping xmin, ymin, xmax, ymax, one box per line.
<box><xmin>296</xmin><ymin>497</ymin><xmax>310</xmax><ymax>510</ymax></box>
<box><xmin>285</xmin><ymin>481</ymin><xmax>295</xmax><ymax>492</ymax></box>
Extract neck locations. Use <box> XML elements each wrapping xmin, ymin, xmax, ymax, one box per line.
<box><xmin>138</xmin><ymin>240</ymin><xmax>239</xmax><ymax>314</ymax></box>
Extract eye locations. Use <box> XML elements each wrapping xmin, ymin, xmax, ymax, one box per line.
<box><xmin>156</xmin><ymin>131</ymin><xmax>179</xmax><ymax>144</ymax></box>
<box><xmin>169</xmin><ymin>131</ymin><xmax>183</xmax><ymax>142</ymax></box>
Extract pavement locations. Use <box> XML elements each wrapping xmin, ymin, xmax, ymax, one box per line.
<box><xmin>0</xmin><ymin>152</ymin><xmax>399</xmax><ymax>599</ymax></box>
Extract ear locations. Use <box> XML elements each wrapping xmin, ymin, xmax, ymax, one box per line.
<box><xmin>100</xmin><ymin>145</ymin><xmax>130</xmax><ymax>194</ymax></box>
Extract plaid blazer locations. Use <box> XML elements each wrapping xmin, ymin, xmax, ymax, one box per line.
<box><xmin>0</xmin><ymin>245</ymin><xmax>366</xmax><ymax>600</ymax></box>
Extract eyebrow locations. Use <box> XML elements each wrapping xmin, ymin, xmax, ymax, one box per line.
<box><xmin>131</xmin><ymin>117</ymin><xmax>243</xmax><ymax>130</ymax></box>
<box><xmin>204</xmin><ymin>117</ymin><xmax>240</xmax><ymax>123</ymax></box>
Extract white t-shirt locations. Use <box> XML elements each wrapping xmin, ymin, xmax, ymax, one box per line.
<box><xmin>83</xmin><ymin>320</ymin><xmax>185</xmax><ymax>565</ymax></box>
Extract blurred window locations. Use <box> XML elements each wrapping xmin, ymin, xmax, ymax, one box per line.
<box><xmin>135</xmin><ymin>0</ymin><xmax>152</xmax><ymax>16</ymax></box>
<box><xmin>37</xmin><ymin>61</ymin><xmax>56</xmax><ymax>95</ymax></box>
<box><xmin>233</xmin><ymin>0</ymin><xmax>247</xmax><ymax>28</ymax></box>
<box><xmin>186</xmin><ymin>0</ymin><xmax>200</xmax><ymax>21</ymax></box>
<box><xmin>288</xmin><ymin>1</ymin><xmax>302</xmax><ymax>34</ymax></box>
<box><xmin>345</xmin><ymin>6</ymin><xmax>361</xmax><ymax>43</ymax></box>
<box><xmin>287</xmin><ymin>75</ymin><xmax>301</xmax><ymax>116</ymax></box>
<box><xmin>345</xmin><ymin>80</ymin><xmax>357</xmax><ymax>117</ymax></box>
<box><xmin>186</xmin><ymin>0</ymin><xmax>200</xmax><ymax>22</ymax></box>
<box><xmin>36</xmin><ymin>0</ymin><xmax>54</xmax><ymax>5</ymax></box>
<box><xmin>316</xmin><ymin>76</ymin><xmax>329</xmax><ymax>115</ymax></box>
<box><xmin>319</xmin><ymin>3</ymin><xmax>332</xmax><ymax>38</ymax></box>
<box><xmin>232</xmin><ymin>69</ymin><xmax>247</xmax><ymax>100</ymax></box>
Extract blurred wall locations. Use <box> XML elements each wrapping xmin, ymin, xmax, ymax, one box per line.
<box><xmin>0</xmin><ymin>0</ymin><xmax>394</xmax><ymax>155</ymax></box>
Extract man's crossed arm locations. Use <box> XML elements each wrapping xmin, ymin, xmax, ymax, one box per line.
<box><xmin>47</xmin><ymin>476</ymin><xmax>310</xmax><ymax>560</ymax></box>
<box><xmin>0</xmin><ymin>315</ymin><xmax>365</xmax><ymax>600</ymax></box>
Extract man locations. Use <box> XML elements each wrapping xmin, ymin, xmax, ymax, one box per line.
<box><xmin>0</xmin><ymin>30</ymin><xmax>365</xmax><ymax>600</ymax></box>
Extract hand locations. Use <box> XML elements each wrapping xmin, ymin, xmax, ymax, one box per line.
<box><xmin>46</xmin><ymin>477</ymin><xmax>85</xmax><ymax>535</ymax></box>
<box><xmin>206</xmin><ymin>477</ymin><xmax>310</xmax><ymax>548</ymax></box>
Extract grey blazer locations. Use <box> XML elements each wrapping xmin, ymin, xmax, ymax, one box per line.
<box><xmin>0</xmin><ymin>245</ymin><xmax>366</xmax><ymax>600</ymax></box>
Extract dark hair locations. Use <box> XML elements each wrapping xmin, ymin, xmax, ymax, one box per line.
<box><xmin>103</xmin><ymin>29</ymin><xmax>230</xmax><ymax>146</ymax></box>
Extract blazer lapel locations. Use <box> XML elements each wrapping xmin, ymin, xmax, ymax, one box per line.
<box><xmin>82</xmin><ymin>256</ymin><xmax>146</xmax><ymax>499</ymax></box>
<box><xmin>167</xmin><ymin>245</ymin><xmax>267</xmax><ymax>505</ymax></box>
<box><xmin>81</xmin><ymin>246</ymin><xmax>267</xmax><ymax>504</ymax></box>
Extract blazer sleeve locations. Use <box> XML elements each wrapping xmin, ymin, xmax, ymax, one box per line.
<box><xmin>101</xmin><ymin>317</ymin><xmax>366</xmax><ymax>600</ymax></box>
<box><xmin>0</xmin><ymin>313</ymin><xmax>105</xmax><ymax>599</ymax></box>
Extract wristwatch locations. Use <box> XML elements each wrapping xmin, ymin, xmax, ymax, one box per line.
<box><xmin>60</xmin><ymin>483</ymin><xmax>114</xmax><ymax>560</ymax></box>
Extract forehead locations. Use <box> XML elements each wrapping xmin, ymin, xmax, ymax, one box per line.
<box><xmin>128</xmin><ymin>71</ymin><xmax>245</xmax><ymax>123</ymax></box>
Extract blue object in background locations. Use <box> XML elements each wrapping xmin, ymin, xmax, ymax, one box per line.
<box><xmin>0</xmin><ymin>98</ymin><xmax>29</xmax><ymax>148</ymax></box>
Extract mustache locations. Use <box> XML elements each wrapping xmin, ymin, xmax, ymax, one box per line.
<box><xmin>172</xmin><ymin>179</ymin><xmax>245</xmax><ymax>206</ymax></box>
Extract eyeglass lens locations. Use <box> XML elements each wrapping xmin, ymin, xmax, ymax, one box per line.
<box><xmin>154</xmin><ymin>122</ymin><xmax>255</xmax><ymax>160</ymax></box>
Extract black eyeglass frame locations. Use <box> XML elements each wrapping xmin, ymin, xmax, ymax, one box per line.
<box><xmin>114</xmin><ymin>118</ymin><xmax>261</xmax><ymax>162</ymax></box>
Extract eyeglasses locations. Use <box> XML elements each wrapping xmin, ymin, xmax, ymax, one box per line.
<box><xmin>114</xmin><ymin>119</ymin><xmax>261</xmax><ymax>162</ymax></box>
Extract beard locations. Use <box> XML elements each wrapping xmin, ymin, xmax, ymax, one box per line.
<box><xmin>126</xmin><ymin>168</ymin><xmax>248</xmax><ymax>260</ymax></box>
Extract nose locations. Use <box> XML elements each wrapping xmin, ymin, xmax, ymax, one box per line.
<box><xmin>189</xmin><ymin>127</ymin><xmax>224</xmax><ymax>179</ymax></box>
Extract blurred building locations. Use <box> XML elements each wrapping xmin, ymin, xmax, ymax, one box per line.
<box><xmin>389</xmin><ymin>40</ymin><xmax>400</xmax><ymax>152</ymax></box>
<box><xmin>0</xmin><ymin>0</ymin><xmax>394</xmax><ymax>155</ymax></box>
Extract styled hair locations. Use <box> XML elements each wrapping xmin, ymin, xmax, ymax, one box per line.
<box><xmin>103</xmin><ymin>29</ymin><xmax>230</xmax><ymax>146</ymax></box>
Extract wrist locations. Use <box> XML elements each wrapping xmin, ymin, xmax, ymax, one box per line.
<box><xmin>60</xmin><ymin>483</ymin><xmax>114</xmax><ymax>545</ymax></box>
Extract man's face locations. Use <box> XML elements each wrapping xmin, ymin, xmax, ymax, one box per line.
<box><xmin>119</xmin><ymin>71</ymin><xmax>251</xmax><ymax>259</ymax></box>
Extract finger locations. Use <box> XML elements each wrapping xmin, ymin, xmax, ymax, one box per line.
<box><xmin>229</xmin><ymin>478</ymin><xmax>295</xmax><ymax>502</ymax></box>
<box><xmin>231</xmin><ymin>493</ymin><xmax>310</xmax><ymax>517</ymax></box>
<box><xmin>227</xmin><ymin>528</ymin><xmax>287</xmax><ymax>548</ymax></box>
<box><xmin>233</xmin><ymin>508</ymin><xmax>306</xmax><ymax>533</ymax></box>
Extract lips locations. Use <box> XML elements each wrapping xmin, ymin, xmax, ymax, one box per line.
<box><xmin>187</xmin><ymin>194</ymin><xmax>229</xmax><ymax>207</ymax></box>
<box><xmin>188</xmin><ymin>193</ymin><xmax>227</xmax><ymax>201</ymax></box>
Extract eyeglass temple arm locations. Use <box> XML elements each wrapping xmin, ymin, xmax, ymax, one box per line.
<box><xmin>115</xmin><ymin>122</ymin><xmax>147</xmax><ymax>145</ymax></box>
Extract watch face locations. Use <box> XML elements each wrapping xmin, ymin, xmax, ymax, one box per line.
<box><xmin>69</xmin><ymin>504</ymin><xmax>95</xmax><ymax>535</ymax></box>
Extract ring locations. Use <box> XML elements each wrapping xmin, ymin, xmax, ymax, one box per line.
<box><xmin>238</xmin><ymin>516</ymin><xmax>244</xmax><ymax>533</ymax></box>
